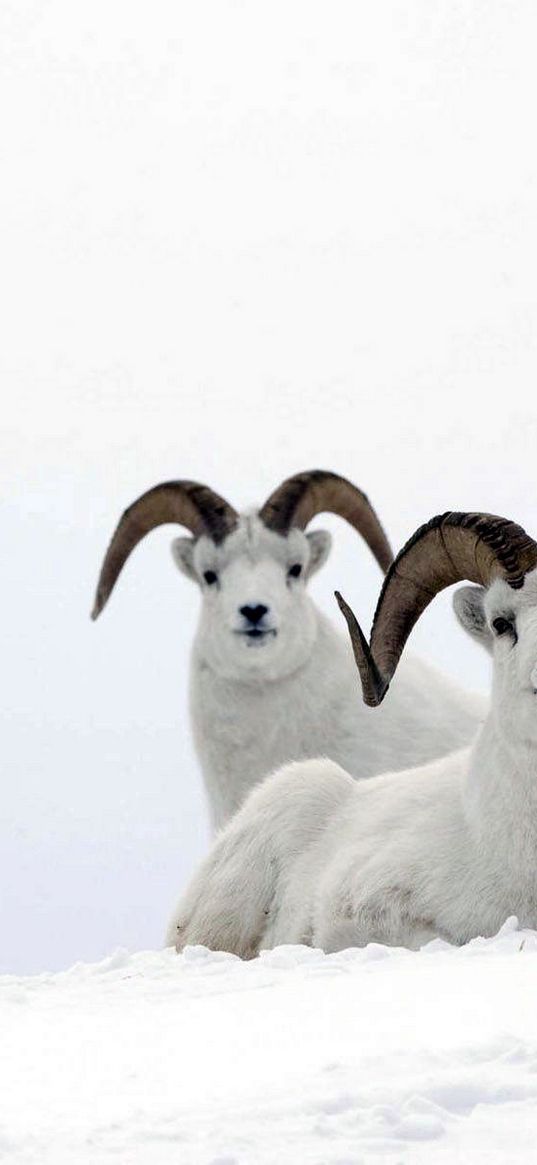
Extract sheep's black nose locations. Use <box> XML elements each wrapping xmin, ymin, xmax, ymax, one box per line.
<box><xmin>240</xmin><ymin>604</ymin><xmax>269</xmax><ymax>625</ymax></box>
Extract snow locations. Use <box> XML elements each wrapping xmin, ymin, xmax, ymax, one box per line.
<box><xmin>2</xmin><ymin>920</ymin><xmax>537</xmax><ymax>1162</ymax></box>
<box><xmin>4</xmin><ymin>5</ymin><xmax>537</xmax><ymax>1156</ymax></box>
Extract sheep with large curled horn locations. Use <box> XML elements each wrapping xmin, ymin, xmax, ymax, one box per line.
<box><xmin>167</xmin><ymin>510</ymin><xmax>537</xmax><ymax>955</ymax></box>
<box><xmin>93</xmin><ymin>475</ymin><xmax>484</xmax><ymax>829</ymax></box>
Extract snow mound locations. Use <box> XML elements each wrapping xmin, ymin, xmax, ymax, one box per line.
<box><xmin>2</xmin><ymin>920</ymin><xmax>537</xmax><ymax>1163</ymax></box>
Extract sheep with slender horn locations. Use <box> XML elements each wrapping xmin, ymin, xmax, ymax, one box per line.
<box><xmin>93</xmin><ymin>477</ymin><xmax>484</xmax><ymax>829</ymax></box>
<box><xmin>167</xmin><ymin>509</ymin><xmax>537</xmax><ymax>955</ymax></box>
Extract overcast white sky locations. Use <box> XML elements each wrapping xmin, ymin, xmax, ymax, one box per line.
<box><xmin>1</xmin><ymin>0</ymin><xmax>537</xmax><ymax>973</ymax></box>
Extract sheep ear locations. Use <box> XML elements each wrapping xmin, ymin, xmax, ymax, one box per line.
<box><xmin>452</xmin><ymin>586</ymin><xmax>492</xmax><ymax>653</ymax></box>
<box><xmin>306</xmin><ymin>529</ymin><xmax>332</xmax><ymax>577</ymax></box>
<box><xmin>171</xmin><ymin>537</ymin><xmax>198</xmax><ymax>582</ymax></box>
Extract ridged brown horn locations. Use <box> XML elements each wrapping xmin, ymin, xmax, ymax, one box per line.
<box><xmin>259</xmin><ymin>470</ymin><xmax>393</xmax><ymax>574</ymax></box>
<box><xmin>336</xmin><ymin>511</ymin><xmax>537</xmax><ymax>706</ymax></box>
<box><xmin>91</xmin><ymin>481</ymin><xmax>238</xmax><ymax>620</ymax></box>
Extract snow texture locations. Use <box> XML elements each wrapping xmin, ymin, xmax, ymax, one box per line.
<box><xmin>2</xmin><ymin>920</ymin><xmax>537</xmax><ymax>1163</ymax></box>
<box><xmin>2</xmin><ymin>0</ymin><xmax>537</xmax><ymax>975</ymax></box>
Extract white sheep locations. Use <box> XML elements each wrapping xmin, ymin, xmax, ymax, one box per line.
<box><xmin>167</xmin><ymin>510</ymin><xmax>537</xmax><ymax>955</ymax></box>
<box><xmin>92</xmin><ymin>474</ymin><xmax>484</xmax><ymax>829</ymax></box>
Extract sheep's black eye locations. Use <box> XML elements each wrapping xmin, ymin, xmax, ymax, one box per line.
<box><xmin>492</xmin><ymin>616</ymin><xmax>515</xmax><ymax>637</ymax></box>
<box><xmin>203</xmin><ymin>570</ymin><xmax>218</xmax><ymax>586</ymax></box>
<box><xmin>288</xmin><ymin>563</ymin><xmax>302</xmax><ymax>579</ymax></box>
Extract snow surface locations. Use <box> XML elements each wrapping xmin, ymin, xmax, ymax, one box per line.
<box><xmin>2</xmin><ymin>1</ymin><xmax>537</xmax><ymax>976</ymax></box>
<box><xmin>2</xmin><ymin>919</ymin><xmax>537</xmax><ymax>1163</ymax></box>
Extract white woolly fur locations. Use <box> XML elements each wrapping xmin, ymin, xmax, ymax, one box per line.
<box><xmin>167</xmin><ymin>571</ymin><xmax>537</xmax><ymax>955</ymax></box>
<box><xmin>174</xmin><ymin>512</ymin><xmax>485</xmax><ymax>829</ymax></box>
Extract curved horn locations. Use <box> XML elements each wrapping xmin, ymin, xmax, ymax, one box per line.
<box><xmin>259</xmin><ymin>469</ymin><xmax>393</xmax><ymax>574</ymax></box>
<box><xmin>336</xmin><ymin>511</ymin><xmax>537</xmax><ymax>706</ymax></box>
<box><xmin>91</xmin><ymin>481</ymin><xmax>238</xmax><ymax>620</ymax></box>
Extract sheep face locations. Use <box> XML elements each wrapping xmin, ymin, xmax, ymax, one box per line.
<box><xmin>455</xmin><ymin>570</ymin><xmax>537</xmax><ymax>742</ymax></box>
<box><xmin>171</xmin><ymin>514</ymin><xmax>332</xmax><ymax>681</ymax></box>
